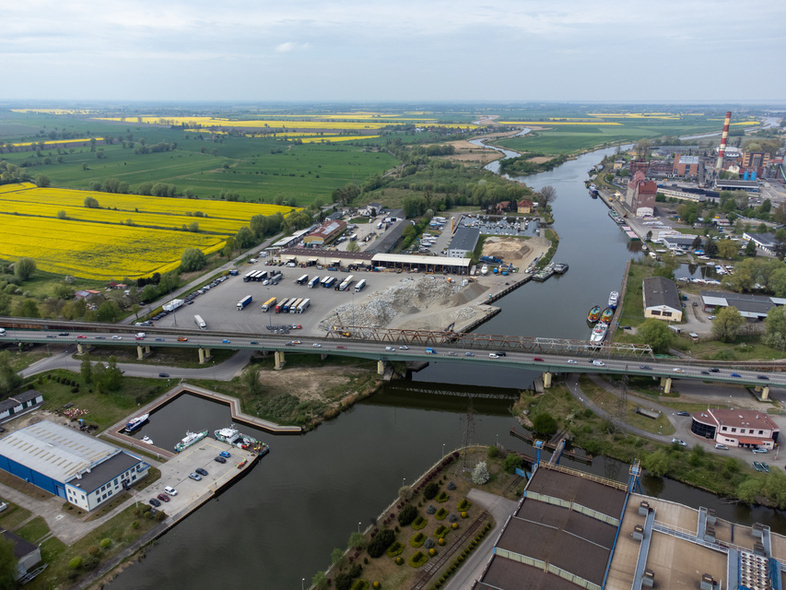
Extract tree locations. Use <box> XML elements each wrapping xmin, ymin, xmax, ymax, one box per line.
<box><xmin>775</xmin><ymin>229</ymin><xmax>786</xmax><ymax>260</ymax></box>
<box><xmin>503</xmin><ymin>453</ymin><xmax>525</xmax><ymax>474</ymax></box>
<box><xmin>0</xmin><ymin>351</ymin><xmax>22</xmax><ymax>395</ymax></box>
<box><xmin>331</xmin><ymin>548</ymin><xmax>345</xmax><ymax>566</ymax></box>
<box><xmin>346</xmin><ymin>241</ymin><xmax>360</xmax><ymax>252</ymax></box>
<box><xmin>764</xmin><ymin>306</ymin><xmax>786</xmax><ymax>350</ymax></box>
<box><xmin>36</xmin><ymin>174</ymin><xmax>50</xmax><ymax>187</ymax></box>
<box><xmin>84</xmin><ymin>196</ymin><xmax>100</xmax><ymax>208</ymax></box>
<box><xmin>240</xmin><ymin>365</ymin><xmax>262</xmax><ymax>396</ymax></box>
<box><xmin>641</xmin><ymin>450</ymin><xmax>670</xmax><ymax>477</ymax></box>
<box><xmin>180</xmin><ymin>248</ymin><xmax>206</xmax><ymax>272</ymax></box>
<box><xmin>638</xmin><ymin>318</ymin><xmax>674</xmax><ymax>354</ymax></box>
<box><xmin>691</xmin><ymin>235</ymin><xmax>703</xmax><ymax>251</ymax></box>
<box><xmin>471</xmin><ymin>461</ymin><xmax>490</xmax><ymax>485</ymax></box>
<box><xmin>102</xmin><ymin>356</ymin><xmax>124</xmax><ymax>391</ymax></box>
<box><xmin>0</xmin><ymin>535</ymin><xmax>17</xmax><ymax>590</ymax></box>
<box><xmin>81</xmin><ymin>355</ymin><xmax>93</xmax><ymax>384</ymax></box>
<box><xmin>532</xmin><ymin>413</ymin><xmax>557</xmax><ymax>437</ymax></box>
<box><xmin>677</xmin><ymin>202</ymin><xmax>699</xmax><ymax>225</ymax></box>
<box><xmin>348</xmin><ymin>532</ymin><xmax>366</xmax><ymax>549</ymax></box>
<box><xmin>711</xmin><ymin>306</ymin><xmax>745</xmax><ymax>343</ymax></box>
<box><xmin>14</xmin><ymin>257</ymin><xmax>36</xmax><ymax>281</ymax></box>
<box><xmin>57</xmin><ymin>210</ymin><xmax>67</xmax><ymax>219</ymax></box>
<box><xmin>188</xmin><ymin>221</ymin><xmax>199</xmax><ymax>233</ymax></box>
<box><xmin>312</xmin><ymin>571</ymin><xmax>328</xmax><ymax>590</ymax></box>
<box><xmin>235</xmin><ymin>226</ymin><xmax>255</xmax><ymax>249</ymax></box>
<box><xmin>537</xmin><ymin>185</ymin><xmax>557</xmax><ymax>209</ymax></box>
<box><xmin>15</xmin><ymin>299</ymin><xmax>39</xmax><ymax>318</ymax></box>
<box><xmin>744</xmin><ymin>240</ymin><xmax>758</xmax><ymax>257</ymax></box>
<box><xmin>774</xmin><ymin>202</ymin><xmax>786</xmax><ymax>225</ymax></box>
<box><xmin>704</xmin><ymin>238</ymin><xmax>718</xmax><ymax>259</ymax></box>
<box><xmin>96</xmin><ymin>300</ymin><xmax>120</xmax><ymax>322</ymax></box>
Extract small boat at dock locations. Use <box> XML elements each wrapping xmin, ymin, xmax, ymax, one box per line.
<box><xmin>215</xmin><ymin>427</ymin><xmax>270</xmax><ymax>456</ymax></box>
<box><xmin>124</xmin><ymin>413</ymin><xmax>149</xmax><ymax>433</ymax></box>
<box><xmin>141</xmin><ymin>436</ymin><xmax>154</xmax><ymax>445</ymax></box>
<box><xmin>587</xmin><ymin>306</ymin><xmax>602</xmax><ymax>323</ymax></box>
<box><xmin>600</xmin><ymin>306</ymin><xmax>614</xmax><ymax>324</ymax></box>
<box><xmin>590</xmin><ymin>322</ymin><xmax>608</xmax><ymax>344</ymax></box>
<box><xmin>553</xmin><ymin>262</ymin><xmax>569</xmax><ymax>274</ymax></box>
<box><xmin>608</xmin><ymin>291</ymin><xmax>619</xmax><ymax>309</ymax></box>
<box><xmin>174</xmin><ymin>430</ymin><xmax>209</xmax><ymax>453</ymax></box>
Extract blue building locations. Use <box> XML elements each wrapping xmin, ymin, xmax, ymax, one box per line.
<box><xmin>0</xmin><ymin>421</ymin><xmax>149</xmax><ymax>511</ymax></box>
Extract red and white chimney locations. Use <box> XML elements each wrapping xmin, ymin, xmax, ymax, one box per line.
<box><xmin>716</xmin><ymin>111</ymin><xmax>732</xmax><ymax>170</ymax></box>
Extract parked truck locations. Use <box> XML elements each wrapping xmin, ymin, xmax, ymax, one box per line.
<box><xmin>289</xmin><ymin>298</ymin><xmax>303</xmax><ymax>313</ymax></box>
<box><xmin>308</xmin><ymin>276</ymin><xmax>320</xmax><ymax>288</ymax></box>
<box><xmin>296</xmin><ymin>274</ymin><xmax>309</xmax><ymax>285</ymax></box>
<box><xmin>354</xmin><ymin>279</ymin><xmax>366</xmax><ymax>292</ymax></box>
<box><xmin>194</xmin><ymin>315</ymin><xmax>206</xmax><ymax>330</ymax></box>
<box><xmin>297</xmin><ymin>298</ymin><xmax>310</xmax><ymax>313</ymax></box>
<box><xmin>261</xmin><ymin>297</ymin><xmax>277</xmax><ymax>312</ymax></box>
<box><xmin>237</xmin><ymin>295</ymin><xmax>252</xmax><ymax>310</ymax></box>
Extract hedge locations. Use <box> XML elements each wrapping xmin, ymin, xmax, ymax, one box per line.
<box><xmin>412</xmin><ymin>515</ymin><xmax>427</xmax><ymax>530</ymax></box>
<box><xmin>409</xmin><ymin>532</ymin><xmax>426</xmax><ymax>548</ymax></box>
<box><xmin>367</xmin><ymin>529</ymin><xmax>396</xmax><ymax>558</ymax></box>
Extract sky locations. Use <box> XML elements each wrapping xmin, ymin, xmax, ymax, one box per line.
<box><xmin>3</xmin><ymin>0</ymin><xmax>785</xmax><ymax>103</ymax></box>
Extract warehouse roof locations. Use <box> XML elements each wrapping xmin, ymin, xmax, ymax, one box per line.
<box><xmin>700</xmin><ymin>290</ymin><xmax>778</xmax><ymax>318</ymax></box>
<box><xmin>448</xmin><ymin>226</ymin><xmax>480</xmax><ymax>252</ymax></box>
<box><xmin>73</xmin><ymin>451</ymin><xmax>142</xmax><ymax>493</ymax></box>
<box><xmin>371</xmin><ymin>253</ymin><xmax>471</xmax><ymax>268</ymax></box>
<box><xmin>643</xmin><ymin>277</ymin><xmax>681</xmax><ymax>311</ymax></box>
<box><xmin>0</xmin><ymin>421</ymin><xmax>120</xmax><ymax>483</ymax></box>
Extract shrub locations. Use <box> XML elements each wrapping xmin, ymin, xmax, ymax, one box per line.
<box><xmin>412</xmin><ymin>516</ymin><xmax>427</xmax><ymax>530</ymax></box>
<box><xmin>488</xmin><ymin>445</ymin><xmax>500</xmax><ymax>458</ymax></box>
<box><xmin>367</xmin><ymin>529</ymin><xmax>396</xmax><ymax>558</ymax></box>
<box><xmin>350</xmin><ymin>580</ymin><xmax>369</xmax><ymax>590</ymax></box>
<box><xmin>131</xmin><ymin>520</ymin><xmax>140</xmax><ymax>529</ymax></box>
<box><xmin>410</xmin><ymin>532</ymin><xmax>426</xmax><ymax>548</ymax></box>
<box><xmin>385</xmin><ymin>541</ymin><xmax>404</xmax><ymax>558</ymax></box>
<box><xmin>335</xmin><ymin>573</ymin><xmax>353</xmax><ymax>590</ymax></box>
<box><xmin>461</xmin><ymin>511</ymin><xmax>468</xmax><ymax>518</ymax></box>
<box><xmin>448</xmin><ymin>514</ymin><xmax>458</xmax><ymax>523</ymax></box>
<box><xmin>409</xmin><ymin>551</ymin><xmax>428</xmax><ymax>568</ymax></box>
<box><xmin>438</xmin><ymin>537</ymin><xmax>446</xmax><ymax>546</ymax></box>
<box><xmin>451</xmin><ymin>522</ymin><xmax>458</xmax><ymax>530</ymax></box>
<box><xmin>99</xmin><ymin>538</ymin><xmax>112</xmax><ymax>549</ymax></box>
<box><xmin>472</xmin><ymin>461</ymin><xmax>490</xmax><ymax>485</ymax></box>
<box><xmin>429</xmin><ymin>547</ymin><xmax>436</xmax><ymax>556</ymax></box>
<box><xmin>426</xmin><ymin>505</ymin><xmax>436</xmax><ymax>515</ymax></box>
<box><xmin>503</xmin><ymin>453</ymin><xmax>525</xmax><ymax>474</ymax></box>
<box><xmin>457</xmin><ymin>499</ymin><xmax>471</xmax><ymax>511</ymax></box>
<box><xmin>446</xmin><ymin>481</ymin><xmax>456</xmax><ymax>491</ymax></box>
<box><xmin>373</xmin><ymin>583</ymin><xmax>380</xmax><ymax>589</ymax></box>
<box><xmin>424</xmin><ymin>538</ymin><xmax>435</xmax><ymax>549</ymax></box>
<box><xmin>82</xmin><ymin>555</ymin><xmax>100</xmax><ymax>571</ymax></box>
<box><xmin>69</xmin><ymin>556</ymin><xmax>82</xmax><ymax>569</ymax></box>
<box><xmin>423</xmin><ymin>482</ymin><xmax>440</xmax><ymax>500</ymax></box>
<box><xmin>434</xmin><ymin>525</ymin><xmax>449</xmax><ymax>538</ymax></box>
<box><xmin>395</xmin><ymin>556</ymin><xmax>404</xmax><ymax>566</ymax></box>
<box><xmin>435</xmin><ymin>508</ymin><xmax>449</xmax><ymax>520</ymax></box>
<box><xmin>436</xmin><ymin>491</ymin><xmax>450</xmax><ymax>503</ymax></box>
<box><xmin>88</xmin><ymin>545</ymin><xmax>100</xmax><ymax>556</ymax></box>
<box><xmin>398</xmin><ymin>504</ymin><xmax>418</xmax><ymax>527</ymax></box>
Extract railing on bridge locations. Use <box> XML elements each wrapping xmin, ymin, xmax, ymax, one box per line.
<box><xmin>326</xmin><ymin>326</ymin><xmax>654</xmax><ymax>359</ymax></box>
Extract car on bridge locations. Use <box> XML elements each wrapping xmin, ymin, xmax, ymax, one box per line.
<box><xmin>112</xmin><ymin>335</ymin><xmax>122</xmax><ymax>340</ymax></box>
<box><xmin>77</xmin><ymin>335</ymin><xmax>87</xmax><ymax>339</ymax></box>
<box><xmin>489</xmin><ymin>353</ymin><xmax>500</xmax><ymax>359</ymax></box>
<box><xmin>533</xmin><ymin>357</ymin><xmax>544</xmax><ymax>362</ymax></box>
<box><xmin>222</xmin><ymin>339</ymin><xmax>231</xmax><ymax>343</ymax></box>
<box><xmin>730</xmin><ymin>373</ymin><xmax>742</xmax><ymax>378</ymax></box>
<box><xmin>592</xmin><ymin>360</ymin><xmax>605</xmax><ymax>366</ymax></box>
<box><xmin>757</xmin><ymin>375</ymin><xmax>770</xmax><ymax>380</ymax></box>
<box><xmin>399</xmin><ymin>345</ymin><xmax>409</xmax><ymax>350</ymax></box>
<box><xmin>177</xmin><ymin>337</ymin><xmax>188</xmax><ymax>342</ymax></box>
<box><xmin>465</xmin><ymin>352</ymin><xmax>474</xmax><ymax>357</ymax></box>
<box><xmin>567</xmin><ymin>359</ymin><xmax>577</xmax><ymax>364</ymax></box>
<box><xmin>640</xmin><ymin>365</ymin><xmax>652</xmax><ymax>370</ymax></box>
<box><xmin>709</xmin><ymin>368</ymin><xmax>719</xmax><ymax>373</ymax></box>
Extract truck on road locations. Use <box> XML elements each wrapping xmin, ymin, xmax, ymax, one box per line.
<box><xmin>194</xmin><ymin>315</ymin><xmax>206</xmax><ymax>330</ymax></box>
<box><xmin>237</xmin><ymin>295</ymin><xmax>252</xmax><ymax>310</ymax></box>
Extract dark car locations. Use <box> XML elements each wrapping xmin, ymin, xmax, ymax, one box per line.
<box><xmin>195</xmin><ymin>467</ymin><xmax>208</xmax><ymax>476</ymax></box>
<box><xmin>149</xmin><ymin>498</ymin><xmax>161</xmax><ymax>507</ymax></box>
<box><xmin>709</xmin><ymin>368</ymin><xmax>720</xmax><ymax>373</ymax></box>
<box><xmin>495</xmin><ymin>351</ymin><xmax>507</xmax><ymax>357</ymax></box>
<box><xmin>730</xmin><ymin>373</ymin><xmax>742</xmax><ymax>378</ymax></box>
<box><xmin>533</xmin><ymin>357</ymin><xmax>544</xmax><ymax>362</ymax></box>
<box><xmin>757</xmin><ymin>375</ymin><xmax>770</xmax><ymax>380</ymax></box>
<box><xmin>214</xmin><ymin>456</ymin><xmax>227</xmax><ymax>464</ymax></box>
<box><xmin>157</xmin><ymin>493</ymin><xmax>170</xmax><ymax>502</ymax></box>
<box><xmin>58</xmin><ymin>332</ymin><xmax>70</xmax><ymax>336</ymax></box>
<box><xmin>158</xmin><ymin>373</ymin><xmax>170</xmax><ymax>378</ymax></box>
<box><xmin>250</xmin><ymin>341</ymin><xmax>258</xmax><ymax>345</ymax></box>
<box><xmin>639</xmin><ymin>365</ymin><xmax>652</xmax><ymax>370</ymax></box>
<box><xmin>701</xmin><ymin>370</ymin><xmax>710</xmax><ymax>375</ymax></box>
<box><xmin>155</xmin><ymin>337</ymin><xmax>165</xmax><ymax>342</ymax></box>
<box><xmin>676</xmin><ymin>411</ymin><xmax>690</xmax><ymax>416</ymax></box>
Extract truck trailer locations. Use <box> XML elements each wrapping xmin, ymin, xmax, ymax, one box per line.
<box><xmin>237</xmin><ymin>295</ymin><xmax>252</xmax><ymax>310</ymax></box>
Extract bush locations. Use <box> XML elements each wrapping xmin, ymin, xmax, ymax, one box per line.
<box><xmin>82</xmin><ymin>555</ymin><xmax>100</xmax><ymax>571</ymax></box>
<box><xmin>438</xmin><ymin>537</ymin><xmax>446</xmax><ymax>546</ymax></box>
<box><xmin>457</xmin><ymin>499</ymin><xmax>471</xmax><ymax>511</ymax></box>
<box><xmin>424</xmin><ymin>538</ymin><xmax>436</xmax><ymax>549</ymax></box>
<box><xmin>423</xmin><ymin>482</ymin><xmax>440</xmax><ymax>500</ymax></box>
<box><xmin>488</xmin><ymin>445</ymin><xmax>500</xmax><ymax>458</ymax></box>
<box><xmin>503</xmin><ymin>453</ymin><xmax>525</xmax><ymax>474</ymax></box>
<box><xmin>409</xmin><ymin>551</ymin><xmax>428</xmax><ymax>568</ymax></box>
<box><xmin>395</xmin><ymin>556</ymin><xmax>404</xmax><ymax>565</ymax></box>
<box><xmin>426</xmin><ymin>505</ymin><xmax>436</xmax><ymax>515</ymax></box>
<box><xmin>398</xmin><ymin>504</ymin><xmax>418</xmax><ymax>527</ymax></box>
<box><xmin>335</xmin><ymin>573</ymin><xmax>353</xmax><ymax>590</ymax></box>
<box><xmin>436</xmin><ymin>491</ymin><xmax>450</xmax><ymax>503</ymax></box>
<box><xmin>429</xmin><ymin>547</ymin><xmax>437</xmax><ymax>556</ymax></box>
<box><xmin>99</xmin><ymin>538</ymin><xmax>112</xmax><ymax>549</ymax></box>
<box><xmin>435</xmin><ymin>508</ymin><xmax>449</xmax><ymax>520</ymax></box>
<box><xmin>69</xmin><ymin>556</ymin><xmax>82</xmax><ymax>569</ymax></box>
<box><xmin>412</xmin><ymin>515</ymin><xmax>427</xmax><ymax>530</ymax></box>
<box><xmin>350</xmin><ymin>580</ymin><xmax>369</xmax><ymax>590</ymax></box>
<box><xmin>410</xmin><ymin>532</ymin><xmax>426</xmax><ymax>548</ymax></box>
<box><xmin>367</xmin><ymin>529</ymin><xmax>396</xmax><ymax>558</ymax></box>
<box><xmin>446</xmin><ymin>481</ymin><xmax>456</xmax><ymax>491</ymax></box>
<box><xmin>88</xmin><ymin>545</ymin><xmax>100</xmax><ymax>556</ymax></box>
<box><xmin>385</xmin><ymin>541</ymin><xmax>404</xmax><ymax>557</ymax></box>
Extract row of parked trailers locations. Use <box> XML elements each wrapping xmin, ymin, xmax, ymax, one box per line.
<box><xmin>300</xmin><ymin>274</ymin><xmax>366</xmax><ymax>292</ymax></box>
<box><xmin>243</xmin><ymin>270</ymin><xmax>281</xmax><ymax>284</ymax></box>
<box><xmin>270</xmin><ymin>297</ymin><xmax>310</xmax><ymax>314</ymax></box>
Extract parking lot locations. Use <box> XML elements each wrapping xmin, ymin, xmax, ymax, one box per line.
<box><xmin>151</xmin><ymin>265</ymin><xmax>412</xmax><ymax>337</ymax></box>
<box><xmin>144</xmin><ymin>439</ymin><xmax>255</xmax><ymax>517</ymax></box>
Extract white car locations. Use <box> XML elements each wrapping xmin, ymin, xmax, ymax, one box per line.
<box><xmin>489</xmin><ymin>353</ymin><xmax>500</xmax><ymax>359</ymax></box>
<box><xmin>399</xmin><ymin>345</ymin><xmax>409</xmax><ymax>350</ymax></box>
<box><xmin>673</xmin><ymin>367</ymin><xmax>684</xmax><ymax>373</ymax></box>
<box><xmin>671</xmin><ymin>438</ymin><xmax>687</xmax><ymax>446</ymax></box>
<box><xmin>312</xmin><ymin>343</ymin><xmax>322</xmax><ymax>348</ymax></box>
<box><xmin>592</xmin><ymin>360</ymin><xmax>605</xmax><ymax>367</ymax></box>
<box><xmin>714</xmin><ymin>443</ymin><xmax>729</xmax><ymax>450</ymax></box>
<box><xmin>385</xmin><ymin>346</ymin><xmax>395</xmax><ymax>351</ymax></box>
<box><xmin>567</xmin><ymin>359</ymin><xmax>578</xmax><ymax>364</ymax></box>
<box><xmin>164</xmin><ymin>486</ymin><xmax>178</xmax><ymax>496</ymax></box>
<box><xmin>112</xmin><ymin>335</ymin><xmax>123</xmax><ymax>340</ymax></box>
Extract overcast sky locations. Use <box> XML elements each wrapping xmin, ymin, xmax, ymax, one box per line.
<box><xmin>3</xmin><ymin>0</ymin><xmax>784</xmax><ymax>103</ymax></box>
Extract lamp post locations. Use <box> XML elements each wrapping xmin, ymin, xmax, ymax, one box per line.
<box><xmin>402</xmin><ymin>477</ymin><xmax>406</xmax><ymax>488</ymax></box>
<box><xmin>358</xmin><ymin>521</ymin><xmax>361</xmax><ymax>533</ymax></box>
<box><xmin>302</xmin><ymin>578</ymin><xmax>305</xmax><ymax>590</ymax></box>
<box><xmin>442</xmin><ymin>443</ymin><xmax>445</xmax><ymax>458</ymax></box>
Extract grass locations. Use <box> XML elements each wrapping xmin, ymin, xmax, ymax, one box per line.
<box><xmin>76</xmin><ymin>345</ymin><xmax>236</xmax><ymax>368</ymax></box>
<box><xmin>616</xmin><ymin>261</ymin><xmax>655</xmax><ymax>329</ymax></box>
<box><xmin>14</xmin><ymin>516</ymin><xmax>50</xmax><ymax>544</ymax></box>
<box><xmin>0</xmin><ymin>502</ymin><xmax>33</xmax><ymax>530</ymax></box>
<box><xmin>0</xmin><ymin>470</ymin><xmax>55</xmax><ymax>501</ymax></box>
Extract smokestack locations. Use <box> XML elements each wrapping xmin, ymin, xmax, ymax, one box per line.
<box><xmin>715</xmin><ymin>111</ymin><xmax>731</xmax><ymax>170</ymax></box>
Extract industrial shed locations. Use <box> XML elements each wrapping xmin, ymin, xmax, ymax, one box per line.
<box><xmin>0</xmin><ymin>421</ymin><xmax>149</xmax><ymax>511</ymax></box>
<box><xmin>642</xmin><ymin>277</ymin><xmax>683</xmax><ymax>321</ymax></box>
<box><xmin>0</xmin><ymin>390</ymin><xmax>44</xmax><ymax>422</ymax></box>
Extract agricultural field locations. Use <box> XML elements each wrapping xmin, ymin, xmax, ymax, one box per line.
<box><xmin>0</xmin><ymin>183</ymin><xmax>294</xmax><ymax>279</ymax></box>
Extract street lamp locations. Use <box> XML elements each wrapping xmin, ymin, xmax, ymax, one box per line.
<box><xmin>358</xmin><ymin>521</ymin><xmax>361</xmax><ymax>533</ymax></box>
<box><xmin>442</xmin><ymin>443</ymin><xmax>445</xmax><ymax>458</ymax></box>
<box><xmin>302</xmin><ymin>578</ymin><xmax>305</xmax><ymax>590</ymax></box>
<box><xmin>402</xmin><ymin>477</ymin><xmax>406</xmax><ymax>487</ymax></box>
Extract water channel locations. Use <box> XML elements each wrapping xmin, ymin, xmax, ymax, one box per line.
<box><xmin>111</xmin><ymin>143</ymin><xmax>786</xmax><ymax>589</ymax></box>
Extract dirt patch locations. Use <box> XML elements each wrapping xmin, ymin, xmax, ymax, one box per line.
<box><xmin>257</xmin><ymin>365</ymin><xmax>368</xmax><ymax>403</ymax></box>
<box><xmin>482</xmin><ymin>235</ymin><xmax>550</xmax><ymax>269</ymax></box>
<box><xmin>525</xmin><ymin>156</ymin><xmax>551</xmax><ymax>164</ymax></box>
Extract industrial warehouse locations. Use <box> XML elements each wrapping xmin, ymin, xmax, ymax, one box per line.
<box><xmin>0</xmin><ymin>421</ymin><xmax>149</xmax><ymax>511</ymax></box>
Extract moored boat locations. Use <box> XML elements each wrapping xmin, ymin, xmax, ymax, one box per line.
<box><xmin>600</xmin><ymin>306</ymin><xmax>614</xmax><ymax>324</ymax></box>
<box><xmin>214</xmin><ymin>426</ymin><xmax>270</xmax><ymax>455</ymax></box>
<box><xmin>590</xmin><ymin>322</ymin><xmax>608</xmax><ymax>343</ymax></box>
<box><xmin>141</xmin><ymin>436</ymin><xmax>154</xmax><ymax>445</ymax></box>
<box><xmin>480</xmin><ymin>265</ymin><xmax>488</xmax><ymax>276</ymax></box>
<box><xmin>553</xmin><ymin>262</ymin><xmax>569</xmax><ymax>274</ymax></box>
<box><xmin>174</xmin><ymin>430</ymin><xmax>209</xmax><ymax>453</ymax></box>
<box><xmin>124</xmin><ymin>413</ymin><xmax>149</xmax><ymax>433</ymax></box>
<box><xmin>587</xmin><ymin>306</ymin><xmax>602</xmax><ymax>323</ymax></box>
<box><xmin>608</xmin><ymin>291</ymin><xmax>619</xmax><ymax>309</ymax></box>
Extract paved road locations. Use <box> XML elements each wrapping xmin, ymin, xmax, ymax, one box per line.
<box><xmin>444</xmin><ymin>489</ymin><xmax>517</xmax><ymax>590</ymax></box>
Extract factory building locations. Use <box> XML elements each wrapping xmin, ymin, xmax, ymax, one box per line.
<box><xmin>0</xmin><ymin>421</ymin><xmax>149</xmax><ymax>511</ymax></box>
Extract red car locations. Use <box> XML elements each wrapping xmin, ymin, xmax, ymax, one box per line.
<box><xmin>156</xmin><ymin>493</ymin><xmax>170</xmax><ymax>503</ymax></box>
<box><xmin>77</xmin><ymin>335</ymin><xmax>87</xmax><ymax>339</ymax></box>
<box><xmin>533</xmin><ymin>357</ymin><xmax>544</xmax><ymax>362</ymax></box>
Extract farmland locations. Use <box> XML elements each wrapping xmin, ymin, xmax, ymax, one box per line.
<box><xmin>0</xmin><ymin>183</ymin><xmax>294</xmax><ymax>279</ymax></box>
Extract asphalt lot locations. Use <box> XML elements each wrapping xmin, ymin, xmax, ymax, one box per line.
<box><xmin>145</xmin><ymin>438</ymin><xmax>255</xmax><ymax>516</ymax></box>
<box><xmin>151</xmin><ymin>265</ymin><xmax>415</xmax><ymax>337</ymax></box>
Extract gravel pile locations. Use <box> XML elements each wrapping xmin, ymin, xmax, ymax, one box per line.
<box><xmin>318</xmin><ymin>276</ymin><xmax>465</xmax><ymax>330</ymax></box>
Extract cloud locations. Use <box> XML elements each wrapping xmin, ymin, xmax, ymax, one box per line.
<box><xmin>275</xmin><ymin>41</ymin><xmax>309</xmax><ymax>53</ymax></box>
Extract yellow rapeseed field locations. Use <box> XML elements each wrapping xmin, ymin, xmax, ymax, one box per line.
<box><xmin>0</xmin><ymin>184</ymin><xmax>295</xmax><ymax>280</ymax></box>
<box><xmin>6</xmin><ymin>138</ymin><xmax>103</xmax><ymax>148</ymax></box>
<box><xmin>498</xmin><ymin>121</ymin><xmax>623</xmax><ymax>126</ymax></box>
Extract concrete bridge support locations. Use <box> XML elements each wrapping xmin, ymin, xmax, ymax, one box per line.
<box><xmin>137</xmin><ymin>345</ymin><xmax>151</xmax><ymax>360</ymax></box>
<box><xmin>77</xmin><ymin>343</ymin><xmax>84</xmax><ymax>355</ymax></box>
<box><xmin>660</xmin><ymin>377</ymin><xmax>672</xmax><ymax>394</ymax></box>
<box><xmin>758</xmin><ymin>386</ymin><xmax>770</xmax><ymax>400</ymax></box>
<box><xmin>274</xmin><ymin>351</ymin><xmax>286</xmax><ymax>370</ymax></box>
<box><xmin>198</xmin><ymin>348</ymin><xmax>212</xmax><ymax>364</ymax></box>
<box><xmin>542</xmin><ymin>372</ymin><xmax>552</xmax><ymax>389</ymax></box>
<box><xmin>378</xmin><ymin>360</ymin><xmax>386</xmax><ymax>376</ymax></box>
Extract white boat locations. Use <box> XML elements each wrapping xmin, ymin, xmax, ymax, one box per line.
<box><xmin>608</xmin><ymin>291</ymin><xmax>619</xmax><ymax>309</ymax></box>
<box><xmin>480</xmin><ymin>265</ymin><xmax>488</xmax><ymax>276</ymax></box>
<box><xmin>174</xmin><ymin>430</ymin><xmax>209</xmax><ymax>453</ymax></box>
<box><xmin>124</xmin><ymin>413</ymin><xmax>149</xmax><ymax>433</ymax></box>
<box><xmin>590</xmin><ymin>322</ymin><xmax>608</xmax><ymax>343</ymax></box>
<box><xmin>141</xmin><ymin>436</ymin><xmax>154</xmax><ymax>445</ymax></box>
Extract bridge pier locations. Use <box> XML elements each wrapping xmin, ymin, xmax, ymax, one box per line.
<box><xmin>660</xmin><ymin>377</ymin><xmax>672</xmax><ymax>394</ymax></box>
<box><xmin>198</xmin><ymin>347</ymin><xmax>212</xmax><ymax>364</ymax></box>
<box><xmin>378</xmin><ymin>360</ymin><xmax>386</xmax><ymax>376</ymax></box>
<box><xmin>137</xmin><ymin>345</ymin><xmax>151</xmax><ymax>360</ymax></box>
<box><xmin>542</xmin><ymin>372</ymin><xmax>553</xmax><ymax>389</ymax></box>
<box><xmin>274</xmin><ymin>351</ymin><xmax>286</xmax><ymax>370</ymax></box>
<box><xmin>77</xmin><ymin>343</ymin><xmax>84</xmax><ymax>355</ymax></box>
<box><xmin>757</xmin><ymin>386</ymin><xmax>770</xmax><ymax>400</ymax></box>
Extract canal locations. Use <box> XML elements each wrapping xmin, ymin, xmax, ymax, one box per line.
<box><xmin>110</xmin><ymin>145</ymin><xmax>785</xmax><ymax>589</ymax></box>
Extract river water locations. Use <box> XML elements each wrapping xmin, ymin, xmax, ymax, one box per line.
<box><xmin>110</xmin><ymin>144</ymin><xmax>786</xmax><ymax>589</ymax></box>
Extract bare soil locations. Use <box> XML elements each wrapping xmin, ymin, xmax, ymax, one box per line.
<box><xmin>256</xmin><ymin>364</ymin><xmax>369</xmax><ymax>403</ymax></box>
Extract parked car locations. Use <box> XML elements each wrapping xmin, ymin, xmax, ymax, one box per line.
<box><xmin>592</xmin><ymin>360</ymin><xmax>605</xmax><ymax>367</ymax></box>
<box><xmin>149</xmin><ymin>498</ymin><xmax>161</xmax><ymax>507</ymax></box>
<box><xmin>752</xmin><ymin>447</ymin><xmax>768</xmax><ymax>454</ymax></box>
<box><xmin>195</xmin><ymin>468</ymin><xmax>208</xmax><ymax>476</ymax></box>
<box><xmin>219</xmin><ymin>451</ymin><xmax>231</xmax><ymax>458</ymax></box>
<box><xmin>214</xmin><ymin>456</ymin><xmax>227</xmax><ymax>464</ymax></box>
<box><xmin>157</xmin><ymin>493</ymin><xmax>170</xmax><ymax>502</ymax></box>
<box><xmin>715</xmin><ymin>443</ymin><xmax>729</xmax><ymax>450</ymax></box>
<box><xmin>676</xmin><ymin>411</ymin><xmax>690</xmax><ymax>416</ymax></box>
<box><xmin>164</xmin><ymin>486</ymin><xmax>178</xmax><ymax>496</ymax></box>
<box><xmin>188</xmin><ymin>472</ymin><xmax>202</xmax><ymax>481</ymax></box>
<box><xmin>158</xmin><ymin>373</ymin><xmax>169</xmax><ymax>378</ymax></box>
<box><xmin>671</xmin><ymin>438</ymin><xmax>687</xmax><ymax>447</ymax></box>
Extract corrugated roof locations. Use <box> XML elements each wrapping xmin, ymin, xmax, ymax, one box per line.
<box><xmin>448</xmin><ymin>226</ymin><xmax>479</xmax><ymax>251</ymax></box>
<box><xmin>0</xmin><ymin>421</ymin><xmax>119</xmax><ymax>484</ymax></box>
<box><xmin>371</xmin><ymin>253</ymin><xmax>471</xmax><ymax>267</ymax></box>
<box><xmin>643</xmin><ymin>277</ymin><xmax>681</xmax><ymax>311</ymax></box>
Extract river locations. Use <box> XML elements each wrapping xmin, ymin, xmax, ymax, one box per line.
<box><xmin>110</xmin><ymin>143</ymin><xmax>786</xmax><ymax>589</ymax></box>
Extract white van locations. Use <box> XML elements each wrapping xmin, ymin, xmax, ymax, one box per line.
<box><xmin>0</xmin><ymin>328</ymin><xmax>5</xmax><ymax>336</ymax></box>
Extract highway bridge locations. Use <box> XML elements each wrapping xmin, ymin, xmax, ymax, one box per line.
<box><xmin>1</xmin><ymin>319</ymin><xmax>783</xmax><ymax>396</ymax></box>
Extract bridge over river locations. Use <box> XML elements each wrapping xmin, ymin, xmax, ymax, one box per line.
<box><xmin>3</xmin><ymin>319</ymin><xmax>783</xmax><ymax>397</ymax></box>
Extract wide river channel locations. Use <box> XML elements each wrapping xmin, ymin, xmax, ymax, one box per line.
<box><xmin>110</xmin><ymin>145</ymin><xmax>786</xmax><ymax>589</ymax></box>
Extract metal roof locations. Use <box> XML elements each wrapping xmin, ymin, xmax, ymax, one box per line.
<box><xmin>73</xmin><ymin>451</ymin><xmax>142</xmax><ymax>493</ymax></box>
<box><xmin>448</xmin><ymin>226</ymin><xmax>480</xmax><ymax>252</ymax></box>
<box><xmin>371</xmin><ymin>253</ymin><xmax>471</xmax><ymax>267</ymax></box>
<box><xmin>643</xmin><ymin>277</ymin><xmax>681</xmax><ymax>311</ymax></box>
<box><xmin>0</xmin><ymin>421</ymin><xmax>119</xmax><ymax>484</ymax></box>
<box><xmin>700</xmin><ymin>290</ymin><xmax>776</xmax><ymax>317</ymax></box>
